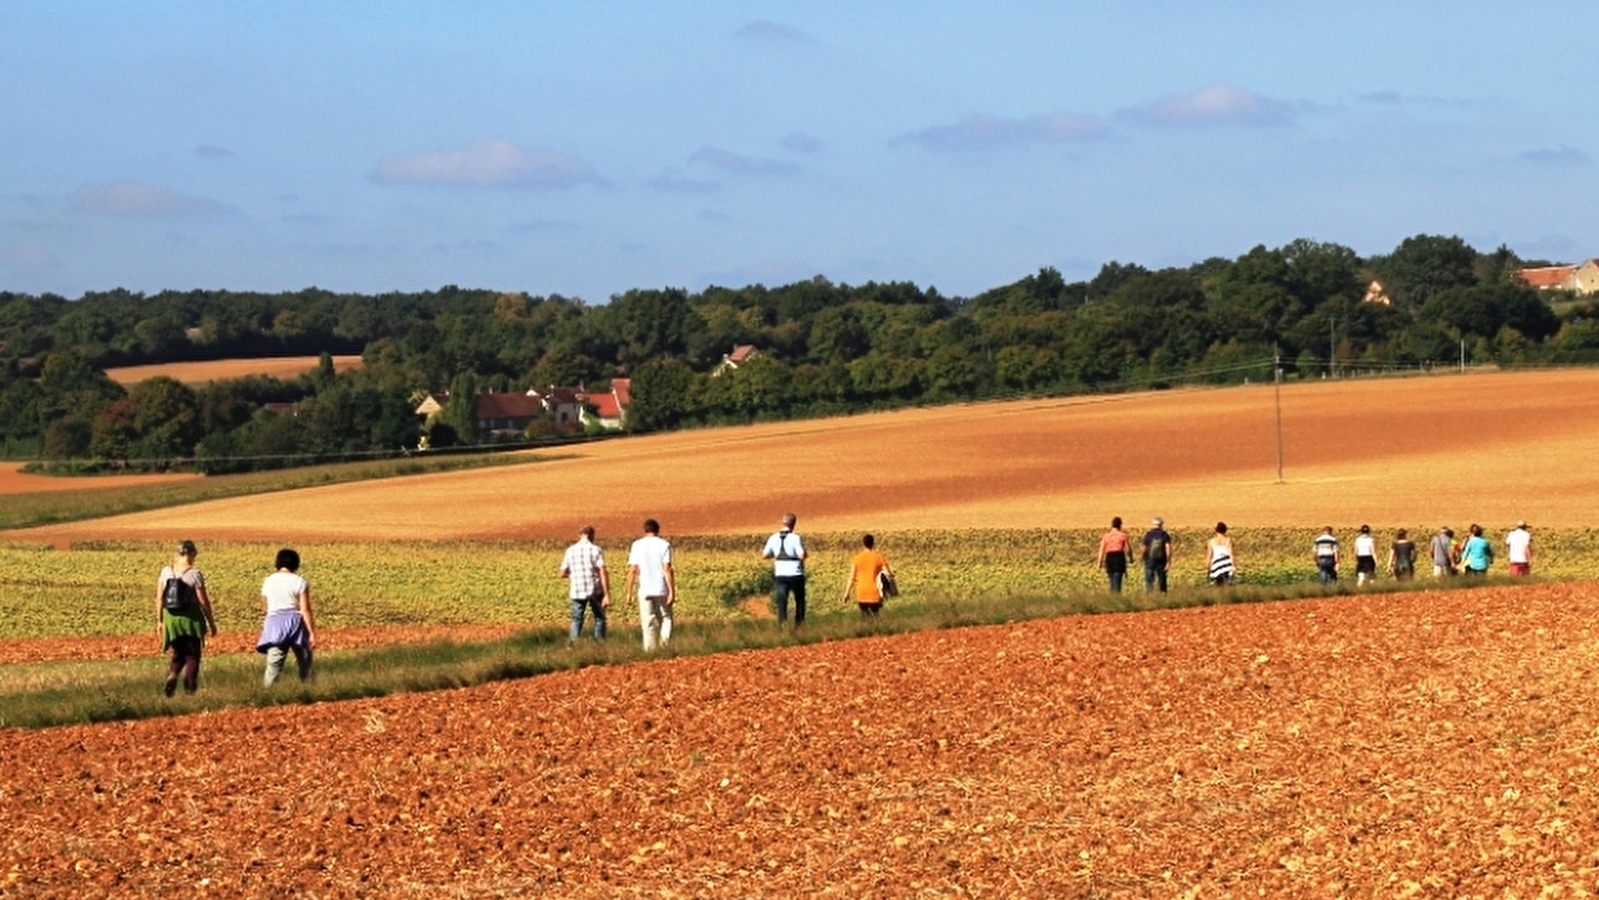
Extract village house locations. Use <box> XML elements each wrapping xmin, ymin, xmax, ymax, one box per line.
<box><xmin>580</xmin><ymin>378</ymin><xmax>630</xmax><ymax>431</ymax></box>
<box><xmin>473</xmin><ymin>391</ymin><xmax>546</xmax><ymax>439</ymax></box>
<box><xmin>712</xmin><ymin>344</ymin><xmax>760</xmax><ymax>376</ymax></box>
<box><xmin>1518</xmin><ymin>259</ymin><xmax>1599</xmax><ymax>295</ymax></box>
<box><xmin>414</xmin><ymin>382</ymin><xmax>632</xmax><ymax>441</ymax></box>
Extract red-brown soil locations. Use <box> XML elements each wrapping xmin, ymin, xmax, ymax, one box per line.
<box><xmin>0</xmin><ymin>624</ymin><xmax>524</xmax><ymax>667</ymax></box>
<box><xmin>11</xmin><ymin>368</ymin><xmax>1599</xmax><ymax>545</ymax></box>
<box><xmin>4</xmin><ymin>582</ymin><xmax>1596</xmax><ymax>897</ymax></box>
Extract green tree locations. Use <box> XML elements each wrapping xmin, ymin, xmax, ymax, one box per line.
<box><xmin>1379</xmin><ymin>234</ymin><xmax>1478</xmax><ymax>308</ymax></box>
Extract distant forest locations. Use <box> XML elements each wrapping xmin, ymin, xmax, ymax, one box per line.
<box><xmin>3</xmin><ymin>234</ymin><xmax>1597</xmax><ymax>473</ymax></box>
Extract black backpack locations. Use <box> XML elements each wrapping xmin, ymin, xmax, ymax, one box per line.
<box><xmin>1146</xmin><ymin>533</ymin><xmax>1168</xmax><ymax>562</ymax></box>
<box><xmin>162</xmin><ymin>571</ymin><xmax>196</xmax><ymax>612</ymax></box>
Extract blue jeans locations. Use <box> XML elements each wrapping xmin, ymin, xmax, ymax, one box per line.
<box><xmin>569</xmin><ymin>592</ymin><xmax>606</xmax><ymax>641</ymax></box>
<box><xmin>1317</xmin><ymin>560</ymin><xmax>1338</xmax><ymax>584</ymax></box>
<box><xmin>773</xmin><ymin>575</ymin><xmax>807</xmax><ymax>625</ymax></box>
<box><xmin>1107</xmin><ymin>570</ymin><xmax>1125</xmax><ymax>593</ymax></box>
<box><xmin>1143</xmin><ymin>560</ymin><xmax>1167</xmax><ymax>592</ymax></box>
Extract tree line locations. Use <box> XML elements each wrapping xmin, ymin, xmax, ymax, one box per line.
<box><xmin>3</xmin><ymin>234</ymin><xmax>1597</xmax><ymax>473</ymax></box>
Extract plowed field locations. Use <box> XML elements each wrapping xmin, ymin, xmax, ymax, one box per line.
<box><xmin>5</xmin><ymin>582</ymin><xmax>1597</xmax><ymax>898</ymax></box>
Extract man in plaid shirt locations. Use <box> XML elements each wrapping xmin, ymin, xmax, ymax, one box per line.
<box><xmin>560</xmin><ymin>525</ymin><xmax>611</xmax><ymax>642</ymax></box>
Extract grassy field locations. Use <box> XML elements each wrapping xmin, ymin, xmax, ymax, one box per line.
<box><xmin>5</xmin><ymin>526</ymin><xmax>1591</xmax><ymax>643</ymax></box>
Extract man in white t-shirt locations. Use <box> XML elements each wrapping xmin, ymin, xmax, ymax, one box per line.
<box><xmin>625</xmin><ymin>518</ymin><xmax>675</xmax><ymax>650</ymax></box>
<box><xmin>762</xmin><ymin>512</ymin><xmax>808</xmax><ymax>626</ymax></box>
<box><xmin>1506</xmin><ymin>521</ymin><xmax>1533</xmax><ymax>577</ymax></box>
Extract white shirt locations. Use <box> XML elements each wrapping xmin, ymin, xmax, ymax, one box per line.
<box><xmin>1355</xmin><ymin>534</ymin><xmax>1376</xmax><ymax>558</ymax></box>
<box><xmin>628</xmin><ymin>535</ymin><xmax>673</xmax><ymax>598</ymax></box>
<box><xmin>763</xmin><ymin>530</ymin><xmax>806</xmax><ymax>578</ymax></box>
<box><xmin>1506</xmin><ymin>528</ymin><xmax>1532</xmax><ymax>564</ymax></box>
<box><xmin>262</xmin><ymin>571</ymin><xmax>308</xmax><ymax>614</ymax></box>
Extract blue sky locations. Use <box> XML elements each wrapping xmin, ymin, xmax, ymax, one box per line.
<box><xmin>2</xmin><ymin>1</ymin><xmax>1595</xmax><ymax>303</ymax></box>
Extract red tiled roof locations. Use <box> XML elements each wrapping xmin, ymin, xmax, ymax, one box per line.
<box><xmin>589</xmin><ymin>394</ymin><xmax>622</xmax><ymax>418</ymax></box>
<box><xmin>1519</xmin><ymin>265</ymin><xmax>1576</xmax><ymax>289</ymax></box>
<box><xmin>610</xmin><ymin>378</ymin><xmax>631</xmax><ymax>405</ymax></box>
<box><xmin>474</xmin><ymin>392</ymin><xmax>544</xmax><ymax>420</ymax></box>
<box><xmin>538</xmin><ymin>387</ymin><xmax>584</xmax><ymax>405</ymax></box>
<box><xmin>727</xmin><ymin>344</ymin><xmax>757</xmax><ymax>363</ymax></box>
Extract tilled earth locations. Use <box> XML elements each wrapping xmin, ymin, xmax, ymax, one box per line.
<box><xmin>4</xmin><ymin>582</ymin><xmax>1599</xmax><ymax>898</ymax></box>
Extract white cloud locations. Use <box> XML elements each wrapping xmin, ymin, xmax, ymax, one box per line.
<box><xmin>894</xmin><ymin>112</ymin><xmax>1108</xmax><ymax>151</ymax></box>
<box><xmin>74</xmin><ymin>180</ymin><xmax>230</xmax><ymax>216</ymax></box>
<box><xmin>1121</xmin><ymin>83</ymin><xmax>1294</xmax><ymax>127</ymax></box>
<box><xmin>375</xmin><ymin>139</ymin><xmax>605</xmax><ymax>189</ymax></box>
<box><xmin>690</xmin><ymin>147</ymin><xmax>800</xmax><ymax>176</ymax></box>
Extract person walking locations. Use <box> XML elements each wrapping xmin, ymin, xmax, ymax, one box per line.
<box><xmin>1506</xmin><ymin>521</ymin><xmax>1533</xmax><ymax>577</ymax></box>
<box><xmin>1429</xmin><ymin>526</ymin><xmax>1457</xmax><ymax>578</ymax></box>
<box><xmin>1142</xmin><ymin>517</ymin><xmax>1174</xmax><ymax>593</ymax></box>
<box><xmin>1097</xmin><ymin>517</ymin><xmax>1133</xmax><ymax>592</ymax></box>
<box><xmin>624</xmin><ymin>518</ymin><xmax>675</xmax><ymax>651</ymax></box>
<box><xmin>1354</xmin><ymin>525</ymin><xmax>1378</xmax><ymax>586</ymax></box>
<box><xmin>1459</xmin><ymin>524</ymin><xmax>1493</xmax><ymax>576</ymax></box>
<box><xmin>1313</xmin><ymin>526</ymin><xmax>1340</xmax><ymax>584</ymax></box>
<box><xmin>256</xmin><ymin>548</ymin><xmax>316</xmax><ymax>687</ymax></box>
<box><xmin>155</xmin><ymin>539</ymin><xmax>218</xmax><ymax>697</ymax></box>
<box><xmin>841</xmin><ymin>533</ymin><xmax>893</xmax><ymax>618</ymax></box>
<box><xmin>762</xmin><ymin>512</ymin><xmax>808</xmax><ymax>626</ymax></box>
<box><xmin>1388</xmin><ymin>529</ymin><xmax>1417</xmax><ymax>581</ymax></box>
<box><xmin>560</xmin><ymin>525</ymin><xmax>611</xmax><ymax>642</ymax></box>
<box><xmin>1207</xmin><ymin>522</ymin><xmax>1236</xmax><ymax>586</ymax></box>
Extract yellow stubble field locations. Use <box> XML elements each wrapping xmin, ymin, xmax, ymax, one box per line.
<box><xmin>12</xmin><ymin>367</ymin><xmax>1598</xmax><ymax>545</ymax></box>
<box><xmin>102</xmin><ymin>354</ymin><xmax>363</xmax><ymax>386</ymax></box>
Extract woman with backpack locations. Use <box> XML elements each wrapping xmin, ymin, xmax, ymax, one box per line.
<box><xmin>156</xmin><ymin>539</ymin><xmax>218</xmax><ymax>697</ymax></box>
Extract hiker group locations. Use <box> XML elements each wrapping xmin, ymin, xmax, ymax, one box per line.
<box><xmin>1097</xmin><ymin>517</ymin><xmax>1535</xmax><ymax>592</ymax></box>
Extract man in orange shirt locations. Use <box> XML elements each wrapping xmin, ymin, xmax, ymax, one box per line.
<box><xmin>841</xmin><ymin>534</ymin><xmax>894</xmax><ymax>617</ymax></box>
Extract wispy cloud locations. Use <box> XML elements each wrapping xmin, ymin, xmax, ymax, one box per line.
<box><xmin>1120</xmin><ymin>83</ymin><xmax>1294</xmax><ymax>127</ymax></box>
<box><xmin>735</xmin><ymin>20</ymin><xmax>811</xmax><ymax>42</ymax></box>
<box><xmin>194</xmin><ymin>144</ymin><xmax>235</xmax><ymax>159</ymax></box>
<box><xmin>1516</xmin><ymin>145</ymin><xmax>1592</xmax><ymax>167</ymax></box>
<box><xmin>894</xmin><ymin>112</ymin><xmax>1108</xmax><ymax>152</ymax></box>
<box><xmin>648</xmin><ymin>172</ymin><xmax>721</xmax><ymax>194</ymax></box>
<box><xmin>782</xmin><ymin>132</ymin><xmax>824</xmax><ymax>155</ymax></box>
<box><xmin>690</xmin><ymin>147</ymin><xmax>800</xmax><ymax>176</ymax></box>
<box><xmin>74</xmin><ymin>180</ymin><xmax>230</xmax><ymax>216</ymax></box>
<box><xmin>0</xmin><ymin>243</ymin><xmax>59</xmax><ymax>270</ymax></box>
<box><xmin>375</xmin><ymin>139</ymin><xmax>605</xmax><ymax>189</ymax></box>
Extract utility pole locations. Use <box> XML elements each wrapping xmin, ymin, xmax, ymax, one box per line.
<box><xmin>1273</xmin><ymin>350</ymin><xmax>1284</xmax><ymax>484</ymax></box>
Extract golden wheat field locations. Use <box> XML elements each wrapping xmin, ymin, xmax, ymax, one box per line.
<box><xmin>13</xmin><ymin>368</ymin><xmax>1599</xmax><ymax>546</ymax></box>
<box><xmin>101</xmin><ymin>354</ymin><xmax>364</xmax><ymax>386</ymax></box>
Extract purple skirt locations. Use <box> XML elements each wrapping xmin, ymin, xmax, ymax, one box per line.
<box><xmin>257</xmin><ymin>610</ymin><xmax>309</xmax><ymax>653</ymax></box>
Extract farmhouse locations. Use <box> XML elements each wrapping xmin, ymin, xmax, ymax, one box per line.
<box><xmin>581</xmin><ymin>378</ymin><xmax>631</xmax><ymax>431</ymax></box>
<box><xmin>1518</xmin><ymin>259</ymin><xmax>1598</xmax><ymax>294</ymax></box>
<box><xmin>473</xmin><ymin>391</ymin><xmax>546</xmax><ymax>438</ymax></box>
<box><xmin>712</xmin><ymin>344</ymin><xmax>760</xmax><ymax>376</ymax></box>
